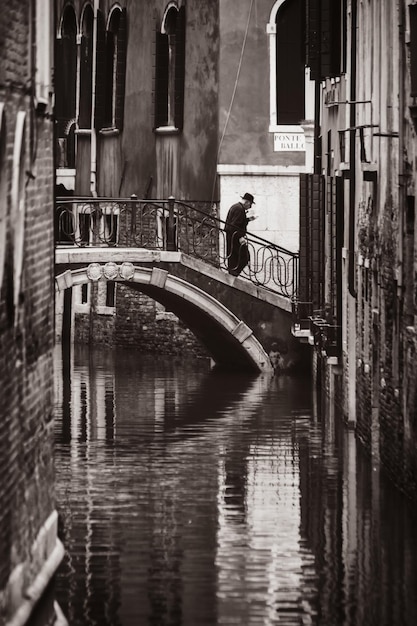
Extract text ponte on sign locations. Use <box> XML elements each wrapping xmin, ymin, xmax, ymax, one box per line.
<box><xmin>274</xmin><ymin>132</ymin><xmax>305</xmax><ymax>151</ymax></box>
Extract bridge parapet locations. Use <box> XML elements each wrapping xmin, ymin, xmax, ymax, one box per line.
<box><xmin>56</xmin><ymin>196</ymin><xmax>299</xmax><ymax>300</ymax></box>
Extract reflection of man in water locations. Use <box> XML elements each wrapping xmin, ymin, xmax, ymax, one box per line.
<box><xmin>269</xmin><ymin>342</ymin><xmax>285</xmax><ymax>373</ymax></box>
<box><xmin>224</xmin><ymin>192</ymin><xmax>256</xmax><ymax>276</ymax></box>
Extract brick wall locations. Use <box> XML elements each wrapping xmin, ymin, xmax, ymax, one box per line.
<box><xmin>0</xmin><ymin>1</ymin><xmax>59</xmax><ymax>623</ymax></box>
<box><xmin>404</xmin><ymin>328</ymin><xmax>417</xmax><ymax>498</ymax></box>
<box><xmin>74</xmin><ymin>283</ymin><xmax>209</xmax><ymax>359</ymax></box>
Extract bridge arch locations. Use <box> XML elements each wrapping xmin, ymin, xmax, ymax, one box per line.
<box><xmin>56</xmin><ymin>263</ymin><xmax>273</xmax><ymax>373</ymax></box>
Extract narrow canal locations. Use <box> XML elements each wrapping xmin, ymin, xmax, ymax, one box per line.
<box><xmin>54</xmin><ymin>345</ymin><xmax>417</xmax><ymax>626</ymax></box>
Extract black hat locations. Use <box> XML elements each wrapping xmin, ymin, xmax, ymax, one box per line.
<box><xmin>241</xmin><ymin>192</ymin><xmax>255</xmax><ymax>204</ymax></box>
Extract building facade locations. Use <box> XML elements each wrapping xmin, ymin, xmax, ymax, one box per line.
<box><xmin>0</xmin><ymin>1</ymin><xmax>65</xmax><ymax>624</ymax></box>
<box><xmin>218</xmin><ymin>0</ymin><xmax>314</xmax><ymax>253</ymax></box>
<box><xmin>297</xmin><ymin>0</ymin><xmax>417</xmax><ymax>498</ymax></box>
<box><xmin>54</xmin><ymin>0</ymin><xmax>308</xmax><ymax>350</ymax></box>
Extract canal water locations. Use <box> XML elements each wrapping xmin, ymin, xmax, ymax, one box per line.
<box><xmin>53</xmin><ymin>345</ymin><xmax>417</xmax><ymax>626</ymax></box>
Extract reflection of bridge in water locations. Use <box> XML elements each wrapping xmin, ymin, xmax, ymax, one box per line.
<box><xmin>55</xmin><ymin>197</ymin><xmax>304</xmax><ymax>372</ymax></box>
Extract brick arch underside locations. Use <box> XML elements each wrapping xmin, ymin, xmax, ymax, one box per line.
<box><xmin>56</xmin><ymin>266</ymin><xmax>272</xmax><ymax>372</ymax></box>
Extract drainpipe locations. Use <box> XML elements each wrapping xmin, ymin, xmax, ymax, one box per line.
<box><xmin>313</xmin><ymin>81</ymin><xmax>321</xmax><ymax>175</ymax></box>
<box><xmin>398</xmin><ymin>0</ymin><xmax>406</xmax><ymax>414</ymax></box>
<box><xmin>398</xmin><ymin>1</ymin><xmax>405</xmax><ymax>292</ymax></box>
<box><xmin>348</xmin><ymin>0</ymin><xmax>357</xmax><ymax>297</ymax></box>
<box><xmin>90</xmin><ymin>0</ymin><xmax>99</xmax><ymax>197</ymax></box>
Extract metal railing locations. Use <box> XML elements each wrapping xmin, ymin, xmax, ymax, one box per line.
<box><xmin>55</xmin><ymin>196</ymin><xmax>299</xmax><ymax>299</ymax></box>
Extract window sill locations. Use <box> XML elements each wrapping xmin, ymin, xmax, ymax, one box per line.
<box><xmin>268</xmin><ymin>124</ymin><xmax>304</xmax><ymax>134</ymax></box>
<box><xmin>99</xmin><ymin>127</ymin><xmax>120</xmax><ymax>137</ymax></box>
<box><xmin>154</xmin><ymin>125</ymin><xmax>180</xmax><ymax>136</ymax></box>
<box><xmin>74</xmin><ymin>303</ymin><xmax>90</xmax><ymax>314</ymax></box>
<box><xmin>96</xmin><ymin>305</ymin><xmax>116</xmax><ymax>315</ymax></box>
<box><xmin>56</xmin><ymin>168</ymin><xmax>76</xmax><ymax>176</ymax></box>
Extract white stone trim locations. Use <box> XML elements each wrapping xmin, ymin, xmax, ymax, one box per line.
<box><xmin>11</xmin><ymin>111</ymin><xmax>27</xmax><ymax>308</ymax></box>
<box><xmin>267</xmin><ymin>1</ymin><xmax>314</xmax><ymax>134</ymax></box>
<box><xmin>55</xmin><ymin>249</ymin><xmax>292</xmax><ymax>311</ymax></box>
<box><xmin>5</xmin><ymin>511</ymin><xmax>65</xmax><ymax>626</ymax></box>
<box><xmin>217</xmin><ymin>164</ymin><xmax>306</xmax><ymax>175</ymax></box>
<box><xmin>35</xmin><ymin>0</ymin><xmax>53</xmax><ymax>109</ymax></box>
<box><xmin>56</xmin><ymin>169</ymin><xmax>76</xmax><ymax>191</ymax></box>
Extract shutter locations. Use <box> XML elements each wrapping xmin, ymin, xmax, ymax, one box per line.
<box><xmin>410</xmin><ymin>6</ymin><xmax>417</xmax><ymax>97</ymax></box>
<box><xmin>328</xmin><ymin>177</ymin><xmax>335</xmax><ymax>313</ymax></box>
<box><xmin>329</xmin><ymin>0</ymin><xmax>341</xmax><ymax>77</ymax></box>
<box><xmin>299</xmin><ymin>174</ymin><xmax>310</xmax><ymax>303</ymax></box>
<box><xmin>54</xmin><ymin>38</ymin><xmax>65</xmax><ymax>121</ymax></box>
<box><xmin>60</xmin><ymin>35</ymin><xmax>77</xmax><ymax>120</ymax></box>
<box><xmin>335</xmin><ymin>175</ymin><xmax>344</xmax><ymax>347</ymax></box>
<box><xmin>310</xmin><ymin>174</ymin><xmax>324</xmax><ymax>308</ymax></box>
<box><xmin>115</xmin><ymin>8</ymin><xmax>127</xmax><ymax>130</ymax></box>
<box><xmin>174</xmin><ymin>6</ymin><xmax>186</xmax><ymax>131</ymax></box>
<box><xmin>300</xmin><ymin>173</ymin><xmax>325</xmax><ymax>308</ymax></box>
<box><xmin>320</xmin><ymin>0</ymin><xmax>331</xmax><ymax>79</ymax></box>
<box><xmin>94</xmin><ymin>10</ymin><xmax>106</xmax><ymax>130</ymax></box>
<box><xmin>79</xmin><ymin>35</ymin><xmax>92</xmax><ymax>128</ymax></box>
<box><xmin>104</xmin><ymin>32</ymin><xmax>115</xmax><ymax>126</ymax></box>
<box><xmin>306</xmin><ymin>0</ymin><xmax>321</xmax><ymax>81</ymax></box>
<box><xmin>320</xmin><ymin>0</ymin><xmax>342</xmax><ymax>79</ymax></box>
<box><xmin>154</xmin><ymin>31</ymin><xmax>169</xmax><ymax>128</ymax></box>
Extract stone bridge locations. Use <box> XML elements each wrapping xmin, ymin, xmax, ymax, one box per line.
<box><xmin>55</xmin><ymin>247</ymin><xmax>308</xmax><ymax>373</ymax></box>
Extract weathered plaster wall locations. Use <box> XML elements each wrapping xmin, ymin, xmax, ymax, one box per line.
<box><xmin>218</xmin><ymin>0</ymin><xmax>304</xmax><ymax>168</ymax></box>
<box><xmin>217</xmin><ymin>0</ymin><xmax>306</xmax><ymax>259</ymax></box>
<box><xmin>122</xmin><ymin>0</ymin><xmax>219</xmax><ymax>200</ymax></box>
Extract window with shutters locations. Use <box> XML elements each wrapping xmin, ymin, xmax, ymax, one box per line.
<box><xmin>306</xmin><ymin>0</ymin><xmax>344</xmax><ymax>81</ymax></box>
<box><xmin>101</xmin><ymin>7</ymin><xmax>127</xmax><ymax>130</ymax></box>
<box><xmin>154</xmin><ymin>4</ymin><xmax>186</xmax><ymax>131</ymax></box>
<box><xmin>299</xmin><ymin>173</ymin><xmax>325</xmax><ymax>309</ymax></box>
<box><xmin>79</xmin><ymin>6</ymin><xmax>94</xmax><ymax>129</ymax></box>
<box><xmin>95</xmin><ymin>8</ymin><xmax>127</xmax><ymax>132</ymax></box>
<box><xmin>55</xmin><ymin>6</ymin><xmax>77</xmax><ymax>168</ymax></box>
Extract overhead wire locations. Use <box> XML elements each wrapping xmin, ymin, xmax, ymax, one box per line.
<box><xmin>211</xmin><ymin>0</ymin><xmax>254</xmax><ymax>205</ymax></box>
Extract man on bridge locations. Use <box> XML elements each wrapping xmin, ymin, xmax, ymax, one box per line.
<box><xmin>224</xmin><ymin>192</ymin><xmax>257</xmax><ymax>276</ymax></box>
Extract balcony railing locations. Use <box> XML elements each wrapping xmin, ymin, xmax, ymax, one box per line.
<box><xmin>55</xmin><ymin>196</ymin><xmax>299</xmax><ymax>299</ymax></box>
<box><xmin>291</xmin><ymin>301</ymin><xmax>341</xmax><ymax>357</ymax></box>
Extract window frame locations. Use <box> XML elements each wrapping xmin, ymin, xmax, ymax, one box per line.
<box><xmin>267</xmin><ymin>0</ymin><xmax>308</xmax><ymax>134</ymax></box>
<box><xmin>154</xmin><ymin>3</ymin><xmax>185</xmax><ymax>132</ymax></box>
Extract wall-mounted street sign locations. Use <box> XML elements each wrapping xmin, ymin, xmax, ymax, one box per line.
<box><xmin>274</xmin><ymin>132</ymin><xmax>305</xmax><ymax>151</ymax></box>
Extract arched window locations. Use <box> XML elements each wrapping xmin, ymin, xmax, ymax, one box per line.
<box><xmin>105</xmin><ymin>8</ymin><xmax>127</xmax><ymax>129</ymax></box>
<box><xmin>276</xmin><ymin>0</ymin><xmax>304</xmax><ymax>124</ymax></box>
<box><xmin>154</xmin><ymin>4</ymin><xmax>186</xmax><ymax>131</ymax></box>
<box><xmin>267</xmin><ymin>0</ymin><xmax>306</xmax><ymax>130</ymax></box>
<box><xmin>56</xmin><ymin>6</ymin><xmax>77</xmax><ymax>127</ymax></box>
<box><xmin>79</xmin><ymin>5</ymin><xmax>94</xmax><ymax>129</ymax></box>
<box><xmin>96</xmin><ymin>7</ymin><xmax>127</xmax><ymax>131</ymax></box>
<box><xmin>55</xmin><ymin>6</ymin><xmax>77</xmax><ymax>167</ymax></box>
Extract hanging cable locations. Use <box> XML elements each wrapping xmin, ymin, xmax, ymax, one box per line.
<box><xmin>211</xmin><ymin>0</ymin><xmax>254</xmax><ymax>204</ymax></box>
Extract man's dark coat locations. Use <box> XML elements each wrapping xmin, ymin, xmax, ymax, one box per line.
<box><xmin>224</xmin><ymin>202</ymin><xmax>250</xmax><ymax>275</ymax></box>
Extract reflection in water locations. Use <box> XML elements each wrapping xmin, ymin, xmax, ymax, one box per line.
<box><xmin>54</xmin><ymin>346</ymin><xmax>417</xmax><ymax>626</ymax></box>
